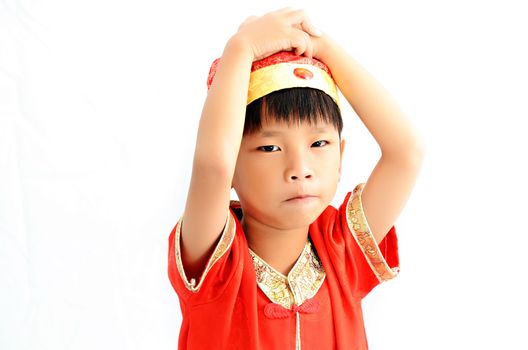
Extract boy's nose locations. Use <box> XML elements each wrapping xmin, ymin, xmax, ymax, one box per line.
<box><xmin>289</xmin><ymin>173</ymin><xmax>312</xmax><ymax>181</ymax></box>
<box><xmin>285</xmin><ymin>164</ymin><xmax>314</xmax><ymax>182</ymax></box>
<box><xmin>284</xmin><ymin>150</ymin><xmax>314</xmax><ymax>182</ymax></box>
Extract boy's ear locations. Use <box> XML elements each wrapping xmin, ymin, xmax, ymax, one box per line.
<box><xmin>339</xmin><ymin>138</ymin><xmax>345</xmax><ymax>182</ymax></box>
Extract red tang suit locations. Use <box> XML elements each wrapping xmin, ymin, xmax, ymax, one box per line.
<box><xmin>168</xmin><ymin>183</ymin><xmax>400</xmax><ymax>349</ymax></box>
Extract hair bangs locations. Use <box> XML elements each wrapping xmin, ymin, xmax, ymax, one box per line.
<box><xmin>244</xmin><ymin>87</ymin><xmax>343</xmax><ymax>137</ymax></box>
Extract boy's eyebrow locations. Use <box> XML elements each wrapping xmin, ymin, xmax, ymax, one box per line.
<box><xmin>259</xmin><ymin>127</ymin><xmax>332</xmax><ymax>137</ymax></box>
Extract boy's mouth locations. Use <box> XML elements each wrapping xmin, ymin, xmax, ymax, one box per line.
<box><xmin>286</xmin><ymin>194</ymin><xmax>316</xmax><ymax>201</ymax></box>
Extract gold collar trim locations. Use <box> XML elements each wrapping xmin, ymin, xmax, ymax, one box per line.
<box><xmin>249</xmin><ymin>239</ymin><xmax>326</xmax><ymax>309</ymax></box>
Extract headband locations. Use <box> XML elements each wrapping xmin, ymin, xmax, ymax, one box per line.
<box><xmin>207</xmin><ymin>51</ymin><xmax>340</xmax><ymax>108</ymax></box>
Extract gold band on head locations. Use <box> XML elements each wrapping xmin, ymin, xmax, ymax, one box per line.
<box><xmin>207</xmin><ymin>51</ymin><xmax>340</xmax><ymax>108</ymax></box>
<box><xmin>247</xmin><ymin>62</ymin><xmax>340</xmax><ymax>107</ymax></box>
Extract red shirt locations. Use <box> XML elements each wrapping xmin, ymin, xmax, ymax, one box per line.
<box><xmin>167</xmin><ymin>183</ymin><xmax>400</xmax><ymax>349</ymax></box>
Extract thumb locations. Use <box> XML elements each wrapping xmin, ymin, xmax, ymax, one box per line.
<box><xmin>292</xmin><ymin>21</ymin><xmax>322</xmax><ymax>37</ymax></box>
<box><xmin>301</xmin><ymin>19</ymin><xmax>322</xmax><ymax>37</ymax></box>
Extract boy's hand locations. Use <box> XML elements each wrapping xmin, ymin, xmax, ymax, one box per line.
<box><xmin>231</xmin><ymin>8</ymin><xmax>322</xmax><ymax>61</ymax></box>
<box><xmin>310</xmin><ymin>32</ymin><xmax>334</xmax><ymax>61</ymax></box>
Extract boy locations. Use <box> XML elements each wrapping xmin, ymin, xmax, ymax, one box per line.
<box><xmin>168</xmin><ymin>8</ymin><xmax>424</xmax><ymax>349</ymax></box>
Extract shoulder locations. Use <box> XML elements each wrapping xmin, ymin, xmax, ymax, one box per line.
<box><xmin>168</xmin><ymin>201</ymin><xmax>247</xmax><ymax>299</ymax></box>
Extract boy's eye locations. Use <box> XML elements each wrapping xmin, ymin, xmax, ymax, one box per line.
<box><xmin>312</xmin><ymin>140</ymin><xmax>328</xmax><ymax>147</ymax></box>
<box><xmin>258</xmin><ymin>145</ymin><xmax>280</xmax><ymax>152</ymax></box>
<box><xmin>258</xmin><ymin>141</ymin><xmax>329</xmax><ymax>152</ymax></box>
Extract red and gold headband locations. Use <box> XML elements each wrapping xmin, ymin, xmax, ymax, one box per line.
<box><xmin>207</xmin><ymin>51</ymin><xmax>340</xmax><ymax>108</ymax></box>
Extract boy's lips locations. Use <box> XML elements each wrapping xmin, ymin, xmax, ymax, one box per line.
<box><xmin>285</xmin><ymin>194</ymin><xmax>317</xmax><ymax>201</ymax></box>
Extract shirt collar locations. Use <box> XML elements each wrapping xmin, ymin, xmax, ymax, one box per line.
<box><xmin>249</xmin><ymin>239</ymin><xmax>326</xmax><ymax>309</ymax></box>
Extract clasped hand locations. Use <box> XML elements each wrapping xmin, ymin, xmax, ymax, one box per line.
<box><xmin>231</xmin><ymin>7</ymin><xmax>327</xmax><ymax>62</ymax></box>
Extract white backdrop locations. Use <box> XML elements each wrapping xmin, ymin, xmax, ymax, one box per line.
<box><xmin>1</xmin><ymin>0</ymin><xmax>527</xmax><ymax>349</ymax></box>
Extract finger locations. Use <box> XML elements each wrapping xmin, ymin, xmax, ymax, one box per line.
<box><xmin>296</xmin><ymin>30</ymin><xmax>313</xmax><ymax>58</ymax></box>
<box><xmin>292</xmin><ymin>38</ymin><xmax>305</xmax><ymax>56</ymax></box>
<box><xmin>301</xmin><ymin>18</ymin><xmax>322</xmax><ymax>37</ymax></box>
<box><xmin>286</xmin><ymin>9</ymin><xmax>322</xmax><ymax>37</ymax></box>
<box><xmin>293</xmin><ymin>19</ymin><xmax>321</xmax><ymax>38</ymax></box>
<box><xmin>291</xmin><ymin>31</ymin><xmax>311</xmax><ymax>57</ymax></box>
<box><xmin>304</xmin><ymin>37</ymin><xmax>314</xmax><ymax>58</ymax></box>
<box><xmin>292</xmin><ymin>22</ymin><xmax>302</xmax><ymax>31</ymax></box>
<box><xmin>303</xmin><ymin>33</ymin><xmax>313</xmax><ymax>58</ymax></box>
<box><xmin>294</xmin><ymin>46</ymin><xmax>303</xmax><ymax>56</ymax></box>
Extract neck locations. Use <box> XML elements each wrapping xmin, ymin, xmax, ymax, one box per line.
<box><xmin>241</xmin><ymin>215</ymin><xmax>309</xmax><ymax>276</ymax></box>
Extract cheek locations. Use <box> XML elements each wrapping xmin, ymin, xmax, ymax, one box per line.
<box><xmin>319</xmin><ymin>152</ymin><xmax>341</xmax><ymax>170</ymax></box>
<box><xmin>238</xmin><ymin>159</ymin><xmax>265</xmax><ymax>180</ymax></box>
<box><xmin>234</xmin><ymin>157</ymin><xmax>272</xmax><ymax>187</ymax></box>
<box><xmin>246</xmin><ymin>156</ymin><xmax>277</xmax><ymax>175</ymax></box>
<box><xmin>318</xmin><ymin>155</ymin><xmax>341</xmax><ymax>183</ymax></box>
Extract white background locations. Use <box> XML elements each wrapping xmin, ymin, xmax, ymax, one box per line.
<box><xmin>1</xmin><ymin>0</ymin><xmax>527</xmax><ymax>349</ymax></box>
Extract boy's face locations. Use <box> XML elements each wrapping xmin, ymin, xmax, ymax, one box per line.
<box><xmin>232</xmin><ymin>117</ymin><xmax>345</xmax><ymax>230</ymax></box>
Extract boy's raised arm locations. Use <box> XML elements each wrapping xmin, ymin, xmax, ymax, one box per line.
<box><xmin>312</xmin><ymin>34</ymin><xmax>425</xmax><ymax>245</ymax></box>
<box><xmin>180</xmin><ymin>39</ymin><xmax>253</xmax><ymax>281</ymax></box>
<box><xmin>180</xmin><ymin>8</ymin><xmax>321</xmax><ymax>282</ymax></box>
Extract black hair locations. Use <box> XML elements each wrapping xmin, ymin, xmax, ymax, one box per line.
<box><xmin>243</xmin><ymin>87</ymin><xmax>343</xmax><ymax>138</ymax></box>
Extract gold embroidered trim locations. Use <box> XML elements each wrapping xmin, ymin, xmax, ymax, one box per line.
<box><xmin>174</xmin><ymin>210</ymin><xmax>236</xmax><ymax>292</ymax></box>
<box><xmin>346</xmin><ymin>183</ymin><xmax>399</xmax><ymax>282</ymax></box>
<box><xmin>248</xmin><ymin>62</ymin><xmax>340</xmax><ymax>107</ymax></box>
<box><xmin>249</xmin><ymin>240</ymin><xmax>326</xmax><ymax>309</ymax></box>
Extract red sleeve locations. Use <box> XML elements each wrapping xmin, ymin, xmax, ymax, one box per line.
<box><xmin>167</xmin><ymin>208</ymin><xmax>242</xmax><ymax>303</ymax></box>
<box><xmin>315</xmin><ymin>183</ymin><xmax>400</xmax><ymax>299</ymax></box>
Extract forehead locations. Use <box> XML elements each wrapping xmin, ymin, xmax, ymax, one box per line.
<box><xmin>256</xmin><ymin>119</ymin><xmax>336</xmax><ymax>137</ymax></box>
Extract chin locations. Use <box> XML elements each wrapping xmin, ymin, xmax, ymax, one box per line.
<box><xmin>284</xmin><ymin>206</ymin><xmax>324</xmax><ymax>226</ymax></box>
